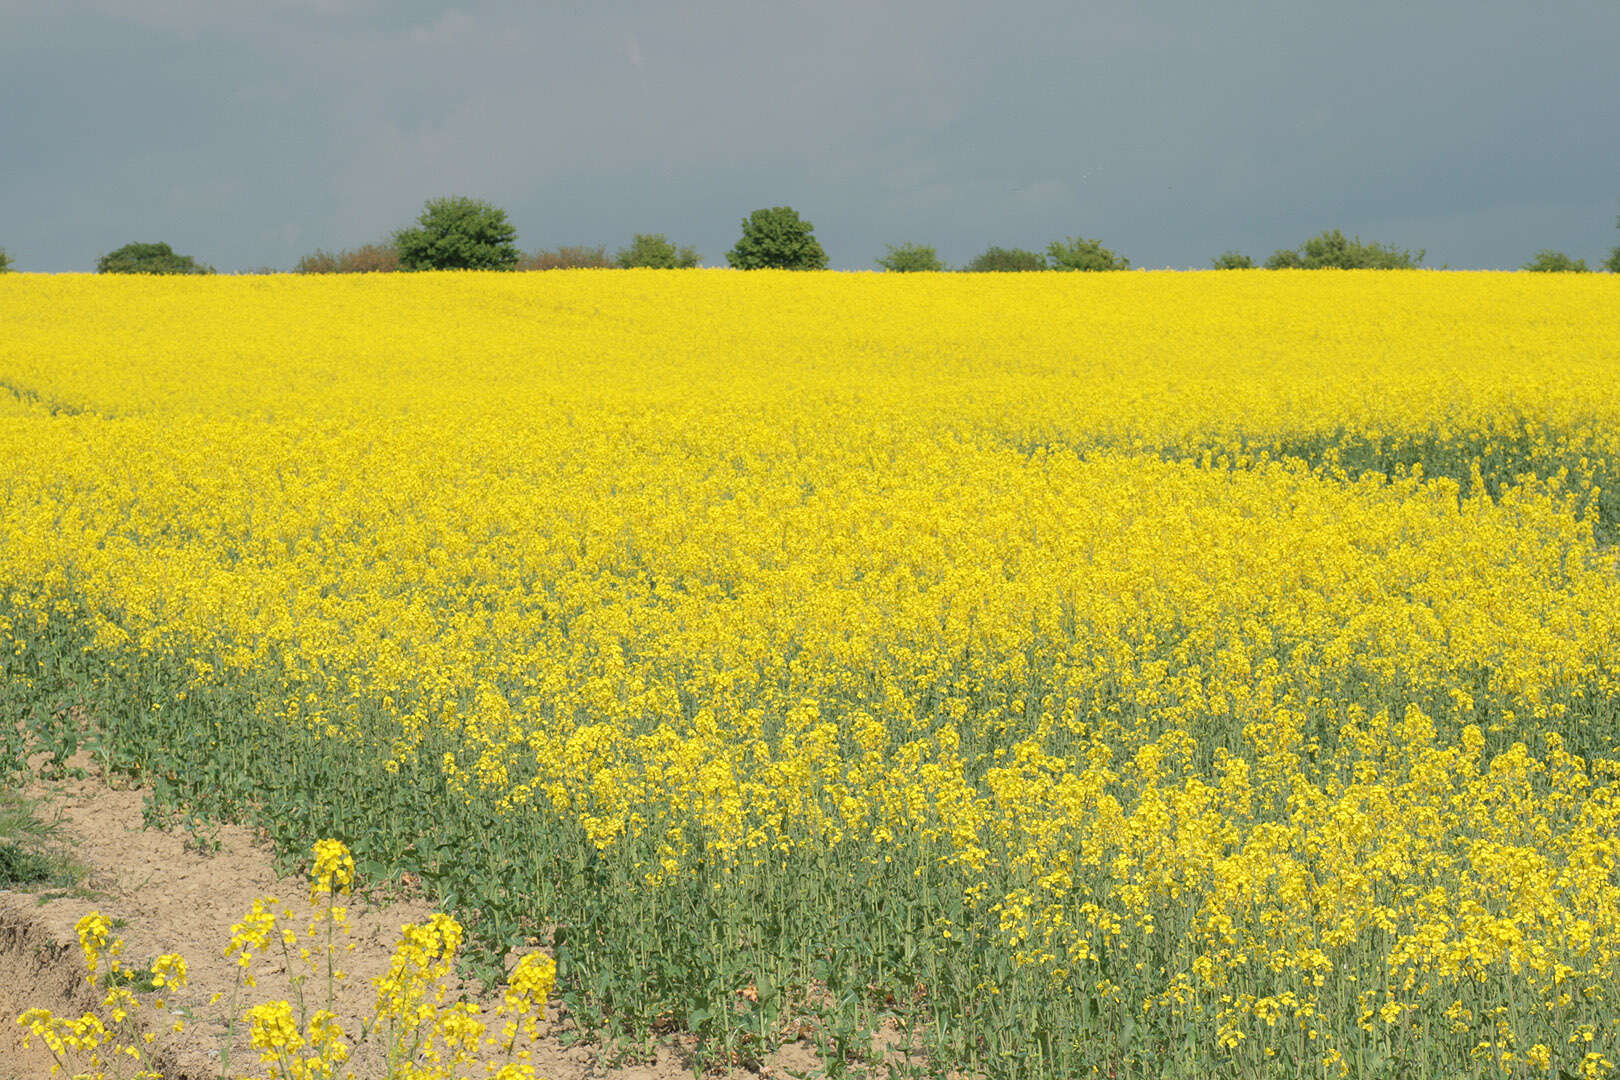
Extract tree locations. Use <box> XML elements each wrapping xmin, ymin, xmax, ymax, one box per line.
<box><xmin>1047</xmin><ymin>236</ymin><xmax>1129</xmax><ymax>271</ymax></box>
<box><xmin>97</xmin><ymin>241</ymin><xmax>210</xmax><ymax>274</ymax></box>
<box><xmin>726</xmin><ymin>207</ymin><xmax>828</xmax><ymax>270</ymax></box>
<box><xmin>1522</xmin><ymin>250</ymin><xmax>1590</xmax><ymax>273</ymax></box>
<box><xmin>1606</xmin><ymin>213</ymin><xmax>1620</xmax><ymax>273</ymax></box>
<box><xmin>962</xmin><ymin>246</ymin><xmax>1047</xmax><ymax>272</ymax></box>
<box><xmin>876</xmin><ymin>242</ymin><xmax>944</xmax><ymax>272</ymax></box>
<box><xmin>393</xmin><ymin>196</ymin><xmax>520</xmax><ymax>271</ymax></box>
<box><xmin>616</xmin><ymin>233</ymin><xmax>701</xmax><ymax>268</ymax></box>
<box><xmin>1211</xmin><ymin>250</ymin><xmax>1255</xmax><ymax>269</ymax></box>
<box><xmin>0</xmin><ymin>248</ymin><xmax>12</xmax><ymax>273</ymax></box>
<box><xmin>1265</xmin><ymin>229</ymin><xmax>1423</xmax><ymax>269</ymax></box>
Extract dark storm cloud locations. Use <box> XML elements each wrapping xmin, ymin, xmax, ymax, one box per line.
<box><xmin>2</xmin><ymin>0</ymin><xmax>1616</xmax><ymax>271</ymax></box>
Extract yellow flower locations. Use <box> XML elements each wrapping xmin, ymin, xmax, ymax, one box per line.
<box><xmin>309</xmin><ymin>838</ymin><xmax>355</xmax><ymax>901</ymax></box>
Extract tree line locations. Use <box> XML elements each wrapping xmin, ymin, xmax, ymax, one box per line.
<box><xmin>4</xmin><ymin>196</ymin><xmax>1620</xmax><ymax>274</ymax></box>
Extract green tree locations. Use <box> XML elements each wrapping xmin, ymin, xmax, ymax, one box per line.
<box><xmin>1265</xmin><ymin>229</ymin><xmax>1423</xmax><ymax>269</ymax></box>
<box><xmin>393</xmin><ymin>196</ymin><xmax>520</xmax><ymax>271</ymax></box>
<box><xmin>1046</xmin><ymin>236</ymin><xmax>1129</xmax><ymax>271</ymax></box>
<box><xmin>1211</xmin><ymin>250</ymin><xmax>1255</xmax><ymax>269</ymax></box>
<box><xmin>615</xmin><ymin>233</ymin><xmax>701</xmax><ymax>269</ymax></box>
<box><xmin>725</xmin><ymin>207</ymin><xmax>828</xmax><ymax>270</ymax></box>
<box><xmin>1606</xmin><ymin>213</ymin><xmax>1620</xmax><ymax>273</ymax></box>
<box><xmin>962</xmin><ymin>246</ymin><xmax>1047</xmax><ymax>272</ymax></box>
<box><xmin>0</xmin><ymin>248</ymin><xmax>12</xmax><ymax>272</ymax></box>
<box><xmin>876</xmin><ymin>242</ymin><xmax>944</xmax><ymax>272</ymax></box>
<box><xmin>1522</xmin><ymin>249</ymin><xmax>1590</xmax><ymax>273</ymax></box>
<box><xmin>96</xmin><ymin>242</ymin><xmax>210</xmax><ymax>274</ymax></box>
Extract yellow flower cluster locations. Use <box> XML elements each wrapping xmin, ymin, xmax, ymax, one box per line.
<box><xmin>227</xmin><ymin>842</ymin><xmax>552</xmax><ymax>1080</ymax></box>
<box><xmin>4</xmin><ymin>270</ymin><xmax>1620</xmax><ymax>1076</ymax></box>
<box><xmin>17</xmin><ymin>913</ymin><xmax>187</xmax><ymax>1079</ymax></box>
<box><xmin>245</xmin><ymin>1000</ymin><xmax>349</xmax><ymax>1080</ymax></box>
<box><xmin>15</xmin><ymin>840</ymin><xmax>553</xmax><ymax>1080</ymax></box>
<box><xmin>310</xmin><ymin>838</ymin><xmax>356</xmax><ymax>902</ymax></box>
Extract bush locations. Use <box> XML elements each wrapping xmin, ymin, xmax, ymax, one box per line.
<box><xmin>615</xmin><ymin>233</ymin><xmax>701</xmax><ymax>269</ymax></box>
<box><xmin>1211</xmin><ymin>250</ymin><xmax>1256</xmax><ymax>269</ymax></box>
<box><xmin>295</xmin><ymin>243</ymin><xmax>401</xmax><ymax>274</ymax></box>
<box><xmin>726</xmin><ymin>207</ymin><xmax>828</xmax><ymax>270</ymax></box>
<box><xmin>1522</xmin><ymin>250</ymin><xmax>1590</xmax><ymax>272</ymax></box>
<box><xmin>519</xmin><ymin>245</ymin><xmax>613</xmax><ymax>271</ymax></box>
<box><xmin>876</xmin><ymin>242</ymin><xmax>944</xmax><ymax>272</ymax></box>
<box><xmin>394</xmin><ymin>196</ymin><xmax>520</xmax><ymax>271</ymax></box>
<box><xmin>1606</xmin><ymin>247</ymin><xmax>1620</xmax><ymax>274</ymax></box>
<box><xmin>96</xmin><ymin>242</ymin><xmax>210</xmax><ymax>275</ymax></box>
<box><xmin>1047</xmin><ymin>236</ymin><xmax>1129</xmax><ymax>271</ymax></box>
<box><xmin>1265</xmin><ymin>229</ymin><xmax>1423</xmax><ymax>269</ymax></box>
<box><xmin>0</xmin><ymin>248</ymin><xmax>12</xmax><ymax>273</ymax></box>
<box><xmin>962</xmin><ymin>246</ymin><xmax>1047</xmax><ymax>272</ymax></box>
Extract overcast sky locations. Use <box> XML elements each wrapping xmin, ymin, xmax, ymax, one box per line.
<box><xmin>3</xmin><ymin>0</ymin><xmax>1617</xmax><ymax>272</ymax></box>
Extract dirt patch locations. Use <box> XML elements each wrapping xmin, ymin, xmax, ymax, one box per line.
<box><xmin>0</xmin><ymin>913</ymin><xmax>101</xmax><ymax>1080</ymax></box>
<box><xmin>1</xmin><ymin>758</ymin><xmax>832</xmax><ymax>1079</ymax></box>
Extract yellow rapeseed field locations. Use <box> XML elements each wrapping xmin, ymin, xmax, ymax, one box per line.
<box><xmin>3</xmin><ymin>269</ymin><xmax>1620</xmax><ymax>1077</ymax></box>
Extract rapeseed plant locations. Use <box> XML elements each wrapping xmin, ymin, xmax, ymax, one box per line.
<box><xmin>15</xmin><ymin>840</ymin><xmax>554</xmax><ymax>1080</ymax></box>
<box><xmin>3</xmin><ymin>270</ymin><xmax>1620</xmax><ymax>1076</ymax></box>
<box><xmin>16</xmin><ymin>911</ymin><xmax>186</xmax><ymax>1080</ymax></box>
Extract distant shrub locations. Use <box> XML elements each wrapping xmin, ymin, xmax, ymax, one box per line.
<box><xmin>962</xmin><ymin>246</ymin><xmax>1047</xmax><ymax>272</ymax></box>
<box><xmin>1522</xmin><ymin>250</ymin><xmax>1590</xmax><ymax>273</ymax></box>
<box><xmin>519</xmin><ymin>246</ymin><xmax>613</xmax><ymax>271</ymax></box>
<box><xmin>97</xmin><ymin>242</ymin><xmax>210</xmax><ymax>275</ymax></box>
<box><xmin>295</xmin><ymin>252</ymin><xmax>340</xmax><ymax>273</ymax></box>
<box><xmin>394</xmin><ymin>196</ymin><xmax>520</xmax><ymax>271</ymax></box>
<box><xmin>1046</xmin><ymin>236</ymin><xmax>1129</xmax><ymax>271</ymax></box>
<box><xmin>1211</xmin><ymin>250</ymin><xmax>1256</xmax><ymax>269</ymax></box>
<box><xmin>0</xmin><ymin>248</ymin><xmax>12</xmax><ymax>272</ymax></box>
<box><xmin>726</xmin><ymin>207</ymin><xmax>829</xmax><ymax>270</ymax></box>
<box><xmin>295</xmin><ymin>243</ymin><xmax>401</xmax><ymax>274</ymax></box>
<box><xmin>876</xmin><ymin>243</ymin><xmax>944</xmax><ymax>272</ymax></box>
<box><xmin>1266</xmin><ymin>229</ymin><xmax>1423</xmax><ymax>269</ymax></box>
<box><xmin>1607</xmin><ymin>247</ymin><xmax>1620</xmax><ymax>274</ymax></box>
<box><xmin>615</xmin><ymin>233</ymin><xmax>701</xmax><ymax>269</ymax></box>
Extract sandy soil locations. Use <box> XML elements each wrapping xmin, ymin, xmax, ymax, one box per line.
<box><xmin>0</xmin><ymin>756</ymin><xmax>828</xmax><ymax>1080</ymax></box>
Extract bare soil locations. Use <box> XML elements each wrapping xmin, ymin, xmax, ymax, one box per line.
<box><xmin>0</xmin><ymin>755</ymin><xmax>827</xmax><ymax>1080</ymax></box>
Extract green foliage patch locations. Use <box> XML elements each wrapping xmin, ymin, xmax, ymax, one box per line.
<box><xmin>97</xmin><ymin>242</ymin><xmax>210</xmax><ymax>275</ymax></box>
<box><xmin>394</xmin><ymin>197</ymin><xmax>520</xmax><ymax>271</ymax></box>
<box><xmin>726</xmin><ymin>207</ymin><xmax>828</xmax><ymax>270</ymax></box>
<box><xmin>876</xmin><ymin>242</ymin><xmax>944</xmax><ymax>272</ymax></box>
<box><xmin>1265</xmin><ymin>229</ymin><xmax>1423</xmax><ymax>269</ymax></box>
<box><xmin>1046</xmin><ymin>235</ymin><xmax>1129</xmax><ymax>271</ymax></box>
<box><xmin>1211</xmin><ymin>250</ymin><xmax>1255</xmax><ymax>269</ymax></box>
<box><xmin>962</xmin><ymin>246</ymin><xmax>1047</xmax><ymax>272</ymax></box>
<box><xmin>615</xmin><ymin>234</ymin><xmax>701</xmax><ymax>269</ymax></box>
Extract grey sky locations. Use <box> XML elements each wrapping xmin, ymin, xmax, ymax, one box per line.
<box><xmin>3</xmin><ymin>0</ymin><xmax>1617</xmax><ymax>272</ymax></box>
